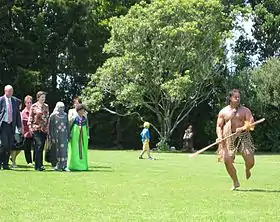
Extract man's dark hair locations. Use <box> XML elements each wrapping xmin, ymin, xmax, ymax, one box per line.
<box><xmin>73</xmin><ymin>96</ymin><xmax>82</xmax><ymax>104</ymax></box>
<box><xmin>226</xmin><ymin>89</ymin><xmax>240</xmax><ymax>105</ymax></box>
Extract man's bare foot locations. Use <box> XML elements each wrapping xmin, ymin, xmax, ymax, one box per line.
<box><xmin>246</xmin><ymin>168</ymin><xmax>251</xmax><ymax>179</ymax></box>
<box><xmin>230</xmin><ymin>182</ymin><xmax>240</xmax><ymax>191</ymax></box>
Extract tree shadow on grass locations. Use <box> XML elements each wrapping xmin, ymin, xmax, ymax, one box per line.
<box><xmin>236</xmin><ymin>188</ymin><xmax>280</xmax><ymax>193</ymax></box>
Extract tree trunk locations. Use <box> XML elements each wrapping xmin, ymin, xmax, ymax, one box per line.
<box><xmin>51</xmin><ymin>72</ymin><xmax>57</xmax><ymax>91</ymax></box>
<box><xmin>157</xmin><ymin>111</ymin><xmax>172</xmax><ymax>151</ymax></box>
<box><xmin>115</xmin><ymin>115</ymin><xmax>123</xmax><ymax>149</ymax></box>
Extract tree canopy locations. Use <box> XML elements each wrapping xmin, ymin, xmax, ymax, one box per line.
<box><xmin>1</xmin><ymin>0</ymin><xmax>280</xmax><ymax>151</ymax></box>
<box><xmin>83</xmin><ymin>0</ymin><xmax>232</xmax><ymax>148</ymax></box>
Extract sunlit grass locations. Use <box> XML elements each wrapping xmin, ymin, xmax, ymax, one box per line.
<box><xmin>0</xmin><ymin>150</ymin><xmax>280</xmax><ymax>221</ymax></box>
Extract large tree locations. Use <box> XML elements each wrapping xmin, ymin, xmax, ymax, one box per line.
<box><xmin>0</xmin><ymin>0</ymin><xmax>151</xmax><ymax>107</ymax></box>
<box><xmin>230</xmin><ymin>0</ymin><xmax>280</xmax><ymax>67</ymax></box>
<box><xmin>83</xmin><ymin>0</ymin><xmax>232</xmax><ymax>148</ymax></box>
<box><xmin>251</xmin><ymin>0</ymin><xmax>280</xmax><ymax>61</ymax></box>
<box><xmin>250</xmin><ymin>57</ymin><xmax>280</xmax><ymax>151</ymax></box>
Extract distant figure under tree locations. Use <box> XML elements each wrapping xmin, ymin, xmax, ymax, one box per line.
<box><xmin>183</xmin><ymin>125</ymin><xmax>195</xmax><ymax>152</ymax></box>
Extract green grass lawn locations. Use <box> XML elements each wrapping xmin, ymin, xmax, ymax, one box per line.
<box><xmin>1</xmin><ymin>150</ymin><xmax>280</xmax><ymax>222</ymax></box>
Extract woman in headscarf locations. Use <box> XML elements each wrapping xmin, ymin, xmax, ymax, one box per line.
<box><xmin>48</xmin><ymin>102</ymin><xmax>69</xmax><ymax>171</ymax></box>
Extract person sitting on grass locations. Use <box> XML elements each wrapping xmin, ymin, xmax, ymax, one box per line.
<box><xmin>139</xmin><ymin>122</ymin><xmax>153</xmax><ymax>160</ymax></box>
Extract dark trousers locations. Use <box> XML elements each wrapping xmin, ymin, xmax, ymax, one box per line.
<box><xmin>33</xmin><ymin>131</ymin><xmax>46</xmax><ymax>169</ymax></box>
<box><xmin>0</xmin><ymin>122</ymin><xmax>14</xmax><ymax>167</ymax></box>
<box><xmin>23</xmin><ymin>137</ymin><xmax>33</xmax><ymax>164</ymax></box>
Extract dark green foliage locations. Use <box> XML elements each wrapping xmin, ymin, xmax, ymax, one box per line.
<box><xmin>1</xmin><ymin>0</ymin><xmax>279</xmax><ymax>152</ymax></box>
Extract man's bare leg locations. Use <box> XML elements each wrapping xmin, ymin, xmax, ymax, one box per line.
<box><xmin>217</xmin><ymin>146</ymin><xmax>223</xmax><ymax>162</ymax></box>
<box><xmin>139</xmin><ymin>150</ymin><xmax>146</xmax><ymax>159</ymax></box>
<box><xmin>147</xmin><ymin>149</ymin><xmax>154</xmax><ymax>160</ymax></box>
<box><xmin>224</xmin><ymin>155</ymin><xmax>240</xmax><ymax>190</ymax></box>
<box><xmin>147</xmin><ymin>149</ymin><xmax>151</xmax><ymax>158</ymax></box>
<box><xmin>242</xmin><ymin>149</ymin><xmax>254</xmax><ymax>179</ymax></box>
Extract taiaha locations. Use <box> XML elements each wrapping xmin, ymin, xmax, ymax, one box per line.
<box><xmin>188</xmin><ymin>118</ymin><xmax>265</xmax><ymax>158</ymax></box>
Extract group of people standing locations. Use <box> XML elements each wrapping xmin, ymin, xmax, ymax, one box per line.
<box><xmin>0</xmin><ymin>85</ymin><xmax>89</xmax><ymax>172</ymax></box>
<box><xmin>0</xmin><ymin>84</ymin><xmax>257</xmax><ymax>191</ymax></box>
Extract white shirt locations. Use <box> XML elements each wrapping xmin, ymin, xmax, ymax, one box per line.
<box><xmin>15</xmin><ymin>127</ymin><xmax>19</xmax><ymax>134</ymax></box>
<box><xmin>4</xmin><ymin>96</ymin><xmax>13</xmax><ymax>123</ymax></box>
<box><xmin>68</xmin><ymin>108</ymin><xmax>87</xmax><ymax>122</ymax></box>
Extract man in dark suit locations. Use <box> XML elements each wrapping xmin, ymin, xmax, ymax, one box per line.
<box><xmin>0</xmin><ymin>85</ymin><xmax>22</xmax><ymax>170</ymax></box>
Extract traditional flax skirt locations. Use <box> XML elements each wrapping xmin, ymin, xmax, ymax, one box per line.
<box><xmin>217</xmin><ymin>121</ymin><xmax>256</xmax><ymax>161</ymax></box>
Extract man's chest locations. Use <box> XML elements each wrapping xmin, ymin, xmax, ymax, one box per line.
<box><xmin>224</xmin><ymin>109</ymin><xmax>246</xmax><ymax>122</ymax></box>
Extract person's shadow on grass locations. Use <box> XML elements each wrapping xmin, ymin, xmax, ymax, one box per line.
<box><xmin>11</xmin><ymin>165</ymin><xmax>113</xmax><ymax>173</ymax></box>
<box><xmin>236</xmin><ymin>188</ymin><xmax>280</xmax><ymax>193</ymax></box>
<box><xmin>69</xmin><ymin>165</ymin><xmax>113</xmax><ymax>173</ymax></box>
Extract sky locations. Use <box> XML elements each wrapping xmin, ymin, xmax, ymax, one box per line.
<box><xmin>226</xmin><ymin>15</ymin><xmax>259</xmax><ymax>72</ymax></box>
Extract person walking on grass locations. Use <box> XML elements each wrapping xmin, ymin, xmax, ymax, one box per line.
<box><xmin>21</xmin><ymin>95</ymin><xmax>34</xmax><ymax>166</ymax></box>
<box><xmin>49</xmin><ymin>102</ymin><xmax>69</xmax><ymax>172</ymax></box>
<box><xmin>139</xmin><ymin>122</ymin><xmax>153</xmax><ymax>160</ymax></box>
<box><xmin>10</xmin><ymin>99</ymin><xmax>23</xmax><ymax>168</ymax></box>
<box><xmin>0</xmin><ymin>85</ymin><xmax>22</xmax><ymax>170</ymax></box>
<box><xmin>28</xmin><ymin>91</ymin><xmax>49</xmax><ymax>171</ymax></box>
<box><xmin>216</xmin><ymin>89</ymin><xmax>255</xmax><ymax>190</ymax></box>
<box><xmin>68</xmin><ymin>97</ymin><xmax>87</xmax><ymax>124</ymax></box>
<box><xmin>67</xmin><ymin>104</ymin><xmax>89</xmax><ymax>171</ymax></box>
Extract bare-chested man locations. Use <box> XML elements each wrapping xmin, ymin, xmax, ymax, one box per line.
<box><xmin>216</xmin><ymin>89</ymin><xmax>255</xmax><ymax>190</ymax></box>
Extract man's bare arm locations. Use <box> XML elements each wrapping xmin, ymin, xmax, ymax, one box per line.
<box><xmin>236</xmin><ymin>108</ymin><xmax>255</xmax><ymax>132</ymax></box>
<box><xmin>216</xmin><ymin>111</ymin><xmax>224</xmax><ymax>139</ymax></box>
<box><xmin>245</xmin><ymin>108</ymin><xmax>254</xmax><ymax>123</ymax></box>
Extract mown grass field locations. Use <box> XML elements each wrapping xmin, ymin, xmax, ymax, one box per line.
<box><xmin>1</xmin><ymin>150</ymin><xmax>280</xmax><ymax>222</ymax></box>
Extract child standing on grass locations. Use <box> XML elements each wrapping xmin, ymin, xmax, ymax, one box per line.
<box><xmin>67</xmin><ymin>104</ymin><xmax>89</xmax><ymax>171</ymax></box>
<box><xmin>139</xmin><ymin>122</ymin><xmax>153</xmax><ymax>160</ymax></box>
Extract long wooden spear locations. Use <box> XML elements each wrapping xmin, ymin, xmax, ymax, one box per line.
<box><xmin>188</xmin><ymin>118</ymin><xmax>265</xmax><ymax>158</ymax></box>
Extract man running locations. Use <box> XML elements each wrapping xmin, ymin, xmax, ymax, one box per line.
<box><xmin>216</xmin><ymin>89</ymin><xmax>255</xmax><ymax>190</ymax></box>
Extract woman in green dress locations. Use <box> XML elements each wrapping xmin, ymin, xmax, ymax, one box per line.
<box><xmin>67</xmin><ymin>104</ymin><xmax>89</xmax><ymax>171</ymax></box>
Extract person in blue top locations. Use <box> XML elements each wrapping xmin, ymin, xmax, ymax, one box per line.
<box><xmin>139</xmin><ymin>122</ymin><xmax>153</xmax><ymax>160</ymax></box>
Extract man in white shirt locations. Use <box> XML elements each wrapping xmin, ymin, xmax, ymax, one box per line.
<box><xmin>68</xmin><ymin>97</ymin><xmax>87</xmax><ymax>124</ymax></box>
